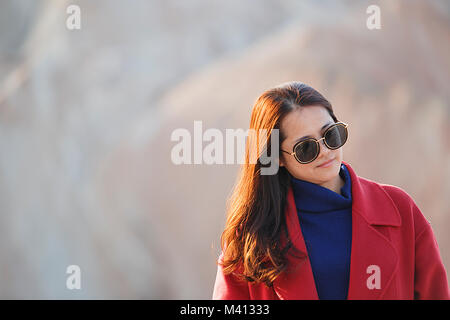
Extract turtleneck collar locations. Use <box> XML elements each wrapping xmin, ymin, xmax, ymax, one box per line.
<box><xmin>289</xmin><ymin>163</ymin><xmax>352</xmax><ymax>213</ymax></box>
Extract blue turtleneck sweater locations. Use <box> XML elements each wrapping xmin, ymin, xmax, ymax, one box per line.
<box><xmin>290</xmin><ymin>163</ymin><xmax>352</xmax><ymax>300</ymax></box>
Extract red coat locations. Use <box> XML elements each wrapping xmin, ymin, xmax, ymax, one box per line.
<box><xmin>213</xmin><ymin>161</ymin><xmax>449</xmax><ymax>300</ymax></box>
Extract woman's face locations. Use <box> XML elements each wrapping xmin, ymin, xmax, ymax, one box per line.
<box><xmin>279</xmin><ymin>105</ymin><xmax>343</xmax><ymax>187</ymax></box>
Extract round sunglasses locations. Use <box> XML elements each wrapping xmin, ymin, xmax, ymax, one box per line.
<box><xmin>281</xmin><ymin>122</ymin><xmax>349</xmax><ymax>164</ymax></box>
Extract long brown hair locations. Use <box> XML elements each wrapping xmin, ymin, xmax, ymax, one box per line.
<box><xmin>219</xmin><ymin>81</ymin><xmax>339</xmax><ymax>287</ymax></box>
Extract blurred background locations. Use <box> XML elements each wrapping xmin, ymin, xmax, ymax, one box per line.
<box><xmin>0</xmin><ymin>0</ymin><xmax>449</xmax><ymax>299</ymax></box>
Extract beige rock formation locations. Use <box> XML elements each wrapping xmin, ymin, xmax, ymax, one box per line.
<box><xmin>0</xmin><ymin>0</ymin><xmax>448</xmax><ymax>298</ymax></box>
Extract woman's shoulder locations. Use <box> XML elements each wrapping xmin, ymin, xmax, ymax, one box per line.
<box><xmin>378</xmin><ymin>183</ymin><xmax>414</xmax><ymax>202</ymax></box>
<box><xmin>355</xmin><ymin>173</ymin><xmax>429</xmax><ymax>231</ymax></box>
<box><xmin>356</xmin><ymin>173</ymin><xmax>415</xmax><ymax>205</ymax></box>
<box><xmin>374</xmin><ymin>181</ymin><xmax>431</xmax><ymax>234</ymax></box>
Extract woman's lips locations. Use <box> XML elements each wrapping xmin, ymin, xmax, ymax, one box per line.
<box><xmin>317</xmin><ymin>158</ymin><xmax>335</xmax><ymax>168</ymax></box>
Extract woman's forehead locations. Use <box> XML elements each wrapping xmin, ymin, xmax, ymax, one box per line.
<box><xmin>282</xmin><ymin>106</ymin><xmax>332</xmax><ymax>137</ymax></box>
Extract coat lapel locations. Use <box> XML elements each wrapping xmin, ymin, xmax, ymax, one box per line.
<box><xmin>345</xmin><ymin>161</ymin><xmax>401</xmax><ymax>299</ymax></box>
<box><xmin>273</xmin><ymin>161</ymin><xmax>402</xmax><ymax>300</ymax></box>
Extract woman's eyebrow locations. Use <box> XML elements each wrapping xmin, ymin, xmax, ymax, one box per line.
<box><xmin>294</xmin><ymin>121</ymin><xmax>334</xmax><ymax>143</ymax></box>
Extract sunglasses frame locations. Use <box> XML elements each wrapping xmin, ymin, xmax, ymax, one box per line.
<box><xmin>281</xmin><ymin>122</ymin><xmax>349</xmax><ymax>164</ymax></box>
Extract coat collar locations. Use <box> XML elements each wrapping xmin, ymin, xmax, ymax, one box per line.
<box><xmin>273</xmin><ymin>161</ymin><xmax>402</xmax><ymax>299</ymax></box>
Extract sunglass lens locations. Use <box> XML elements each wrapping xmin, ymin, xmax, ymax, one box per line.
<box><xmin>325</xmin><ymin>124</ymin><xmax>348</xmax><ymax>149</ymax></box>
<box><xmin>295</xmin><ymin>140</ymin><xmax>318</xmax><ymax>163</ymax></box>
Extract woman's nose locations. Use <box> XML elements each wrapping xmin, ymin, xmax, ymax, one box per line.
<box><xmin>318</xmin><ymin>138</ymin><xmax>330</xmax><ymax>155</ymax></box>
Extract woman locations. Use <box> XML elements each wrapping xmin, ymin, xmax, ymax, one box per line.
<box><xmin>212</xmin><ymin>81</ymin><xmax>449</xmax><ymax>300</ymax></box>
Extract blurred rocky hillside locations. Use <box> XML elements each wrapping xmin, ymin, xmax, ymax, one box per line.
<box><xmin>0</xmin><ymin>0</ymin><xmax>449</xmax><ymax>298</ymax></box>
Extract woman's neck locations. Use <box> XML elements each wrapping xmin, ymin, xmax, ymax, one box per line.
<box><xmin>318</xmin><ymin>174</ymin><xmax>345</xmax><ymax>195</ymax></box>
